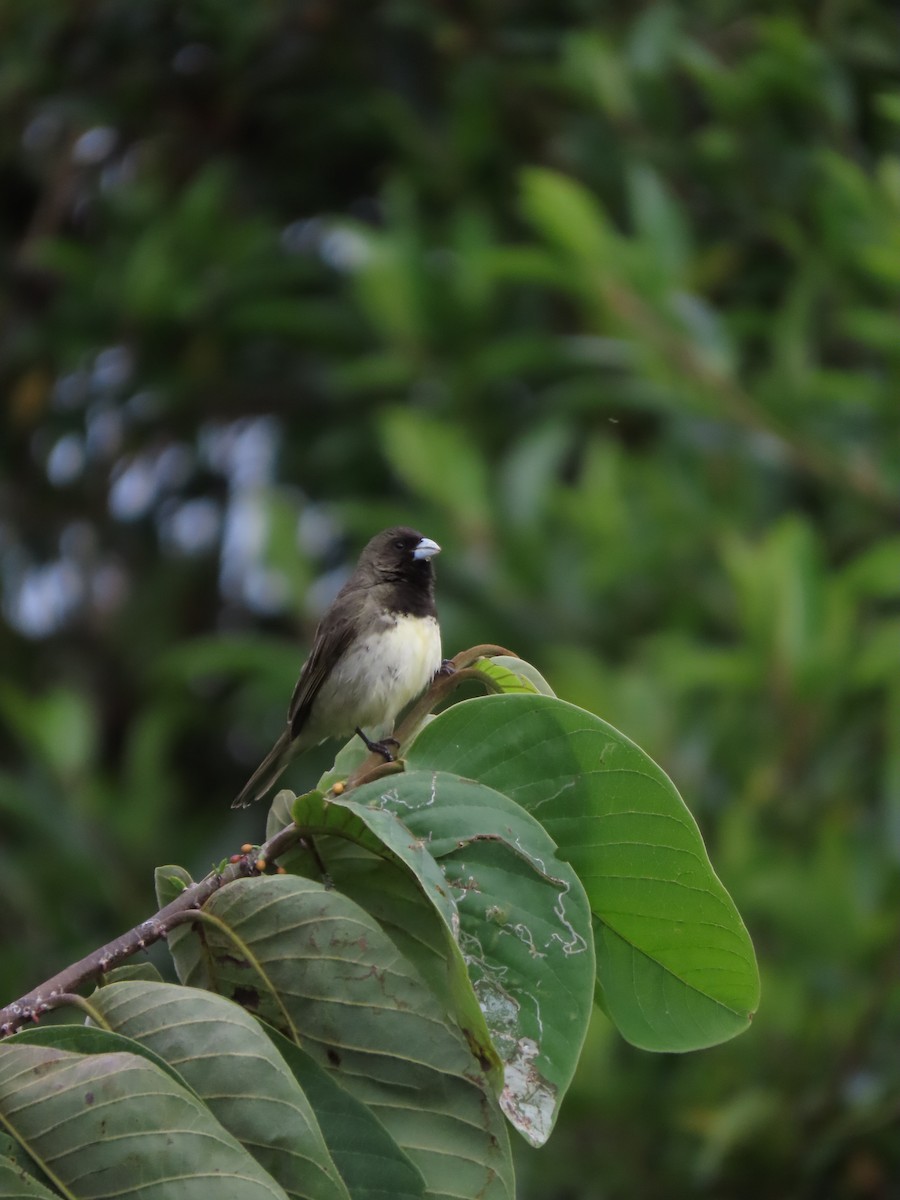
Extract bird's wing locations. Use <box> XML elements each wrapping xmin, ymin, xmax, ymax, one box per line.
<box><xmin>287</xmin><ymin>606</ymin><xmax>357</xmax><ymax>739</ymax></box>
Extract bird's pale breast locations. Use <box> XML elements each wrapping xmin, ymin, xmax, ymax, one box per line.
<box><xmin>302</xmin><ymin>613</ymin><xmax>441</xmax><ymax>744</ymax></box>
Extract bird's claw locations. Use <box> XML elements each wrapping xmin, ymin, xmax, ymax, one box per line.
<box><xmin>355</xmin><ymin>728</ymin><xmax>399</xmax><ymax>762</ymax></box>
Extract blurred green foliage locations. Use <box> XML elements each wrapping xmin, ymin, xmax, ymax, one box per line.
<box><xmin>1</xmin><ymin>1</ymin><xmax>899</xmax><ymax>1195</ymax></box>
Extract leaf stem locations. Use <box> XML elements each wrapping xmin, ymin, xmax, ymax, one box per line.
<box><xmin>166</xmin><ymin>909</ymin><xmax>300</xmax><ymax>1044</ymax></box>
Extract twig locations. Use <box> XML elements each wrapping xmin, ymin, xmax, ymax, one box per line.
<box><xmin>0</xmin><ymin>819</ymin><xmax>314</xmax><ymax>1037</ymax></box>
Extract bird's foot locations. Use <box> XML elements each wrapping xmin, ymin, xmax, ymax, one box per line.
<box><xmin>355</xmin><ymin>727</ymin><xmax>399</xmax><ymax>762</ymax></box>
<box><xmin>437</xmin><ymin>658</ymin><xmax>456</xmax><ymax>677</ymax></box>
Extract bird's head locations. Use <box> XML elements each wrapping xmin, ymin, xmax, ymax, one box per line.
<box><xmin>360</xmin><ymin>526</ymin><xmax>441</xmax><ymax>583</ymax></box>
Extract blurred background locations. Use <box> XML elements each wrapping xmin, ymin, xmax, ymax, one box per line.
<box><xmin>2</xmin><ymin>2</ymin><xmax>899</xmax><ymax>1195</ymax></box>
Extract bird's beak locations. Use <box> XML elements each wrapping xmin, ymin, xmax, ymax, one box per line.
<box><xmin>413</xmin><ymin>536</ymin><xmax>441</xmax><ymax>561</ymax></box>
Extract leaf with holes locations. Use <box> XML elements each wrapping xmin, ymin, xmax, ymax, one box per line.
<box><xmin>283</xmin><ymin>788</ymin><xmax>503</xmax><ymax>1087</ymax></box>
<box><xmin>342</xmin><ymin>770</ymin><xmax>595</xmax><ymax>1147</ymax></box>
<box><xmin>405</xmin><ymin>694</ymin><xmax>760</xmax><ymax>1052</ymax></box>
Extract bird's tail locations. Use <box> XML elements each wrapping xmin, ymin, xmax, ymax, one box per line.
<box><xmin>231</xmin><ymin>728</ymin><xmax>295</xmax><ymax>809</ymax></box>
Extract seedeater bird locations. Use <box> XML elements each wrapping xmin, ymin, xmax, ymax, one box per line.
<box><xmin>232</xmin><ymin>526</ymin><xmax>442</xmax><ymax>808</ymax></box>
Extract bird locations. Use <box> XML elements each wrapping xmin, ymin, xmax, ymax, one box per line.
<box><xmin>232</xmin><ymin>525</ymin><xmax>442</xmax><ymax>808</ymax></box>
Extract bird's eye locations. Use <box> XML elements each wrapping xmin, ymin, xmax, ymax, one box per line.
<box><xmin>393</xmin><ymin>538</ymin><xmax>406</xmax><ymax>550</ymax></box>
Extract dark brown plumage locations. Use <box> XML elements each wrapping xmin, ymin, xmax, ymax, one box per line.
<box><xmin>232</xmin><ymin>526</ymin><xmax>442</xmax><ymax>808</ymax></box>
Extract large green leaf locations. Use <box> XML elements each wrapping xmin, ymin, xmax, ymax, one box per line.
<box><xmin>262</xmin><ymin>1025</ymin><xmax>426</xmax><ymax>1200</ymax></box>
<box><xmin>88</xmin><ymin>981</ymin><xmax>349</xmax><ymax>1200</ymax></box>
<box><xmin>264</xmin><ymin>762</ymin><xmax>594</xmax><ymax>1145</ymax></box>
<box><xmin>406</xmin><ymin>694</ymin><xmax>760</xmax><ymax>1051</ymax></box>
<box><xmin>269</xmin><ymin>834</ymin><xmax>500</xmax><ymax>1083</ymax></box>
<box><xmin>170</xmin><ymin>875</ymin><xmax>514</xmax><ymax>1200</ymax></box>
<box><xmin>344</xmin><ymin>771</ymin><xmax>595</xmax><ymax>1147</ymax></box>
<box><xmin>0</xmin><ymin>1043</ymin><xmax>289</xmax><ymax>1198</ymax></box>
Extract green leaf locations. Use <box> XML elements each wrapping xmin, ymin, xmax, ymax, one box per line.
<box><xmin>0</xmin><ymin>686</ymin><xmax>97</xmax><ymax>781</ymax></box>
<box><xmin>270</xmin><ymin>832</ymin><xmax>499</xmax><ymax>1094</ymax></box>
<box><xmin>874</xmin><ymin>91</ymin><xmax>900</xmax><ymax>125</ymax></box>
<box><xmin>262</xmin><ymin>1025</ymin><xmax>426</xmax><ymax>1200</ymax></box>
<box><xmin>562</xmin><ymin>31</ymin><xmax>636</xmax><ymax>120</ymax></box>
<box><xmin>378</xmin><ymin>408</ymin><xmax>490</xmax><ymax>530</ymax></box>
<box><xmin>155</xmin><ymin>863</ymin><xmax>194</xmax><ymax>905</ymax></box>
<box><xmin>349</xmin><ymin>212</ymin><xmax>425</xmax><ymax>346</ymax></box>
<box><xmin>155</xmin><ymin>863</ymin><xmax>201</xmax><ymax>985</ymax></box>
<box><xmin>8</xmin><ymin>1024</ymin><xmax>195</xmax><ymax>1097</ymax></box>
<box><xmin>170</xmin><ymin>875</ymin><xmax>514</xmax><ymax>1200</ymax></box>
<box><xmin>467</xmin><ymin>657</ymin><xmax>541</xmax><ymax>695</ymax></box>
<box><xmin>497</xmin><ymin>423</ymin><xmax>573</xmax><ymax>529</ymax></box>
<box><xmin>286</xmin><ymin>789</ymin><xmax>503</xmax><ymax>1088</ymax></box>
<box><xmin>406</xmin><ymin>694</ymin><xmax>760</xmax><ymax>1052</ymax></box>
<box><xmin>0</xmin><ymin>1129</ymin><xmax>49</xmax><ymax>1198</ymax></box>
<box><xmin>313</xmin><ymin>739</ymin><xmax>371</xmax><ymax>795</ymax></box>
<box><xmin>267</xmin><ymin>787</ymin><xmax>302</xmax><ymax>836</ymax></box>
<box><xmin>88</xmin><ymin>981</ymin><xmax>349</xmax><ymax>1200</ymax></box>
<box><xmin>346</xmin><ymin>770</ymin><xmax>595</xmax><ymax>1146</ymax></box>
<box><xmin>626</xmin><ymin>162</ymin><xmax>691</xmax><ymax>280</ymax></box>
<box><xmin>100</xmin><ymin>961</ymin><xmax>166</xmax><ymax>985</ymax></box>
<box><xmin>489</xmin><ymin>657</ymin><xmax>556</xmax><ymax>695</ymax></box>
<box><xmin>723</xmin><ymin>517</ymin><xmax>847</xmax><ymax>700</ymax></box>
<box><xmin>520</xmin><ymin>168</ymin><xmax>611</xmax><ymax>265</ymax></box>
<box><xmin>0</xmin><ymin>1155</ymin><xmax>58</xmax><ymax>1199</ymax></box>
<box><xmin>0</xmin><ymin>1043</ymin><xmax>289</xmax><ymax>1198</ymax></box>
<box><xmin>840</xmin><ymin>535</ymin><xmax>900</xmax><ymax>601</ymax></box>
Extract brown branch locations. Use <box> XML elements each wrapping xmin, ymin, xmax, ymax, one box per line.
<box><xmin>0</xmin><ymin>819</ymin><xmax>311</xmax><ymax>1037</ymax></box>
<box><xmin>0</xmin><ymin>645</ymin><xmax>517</xmax><ymax>1037</ymax></box>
